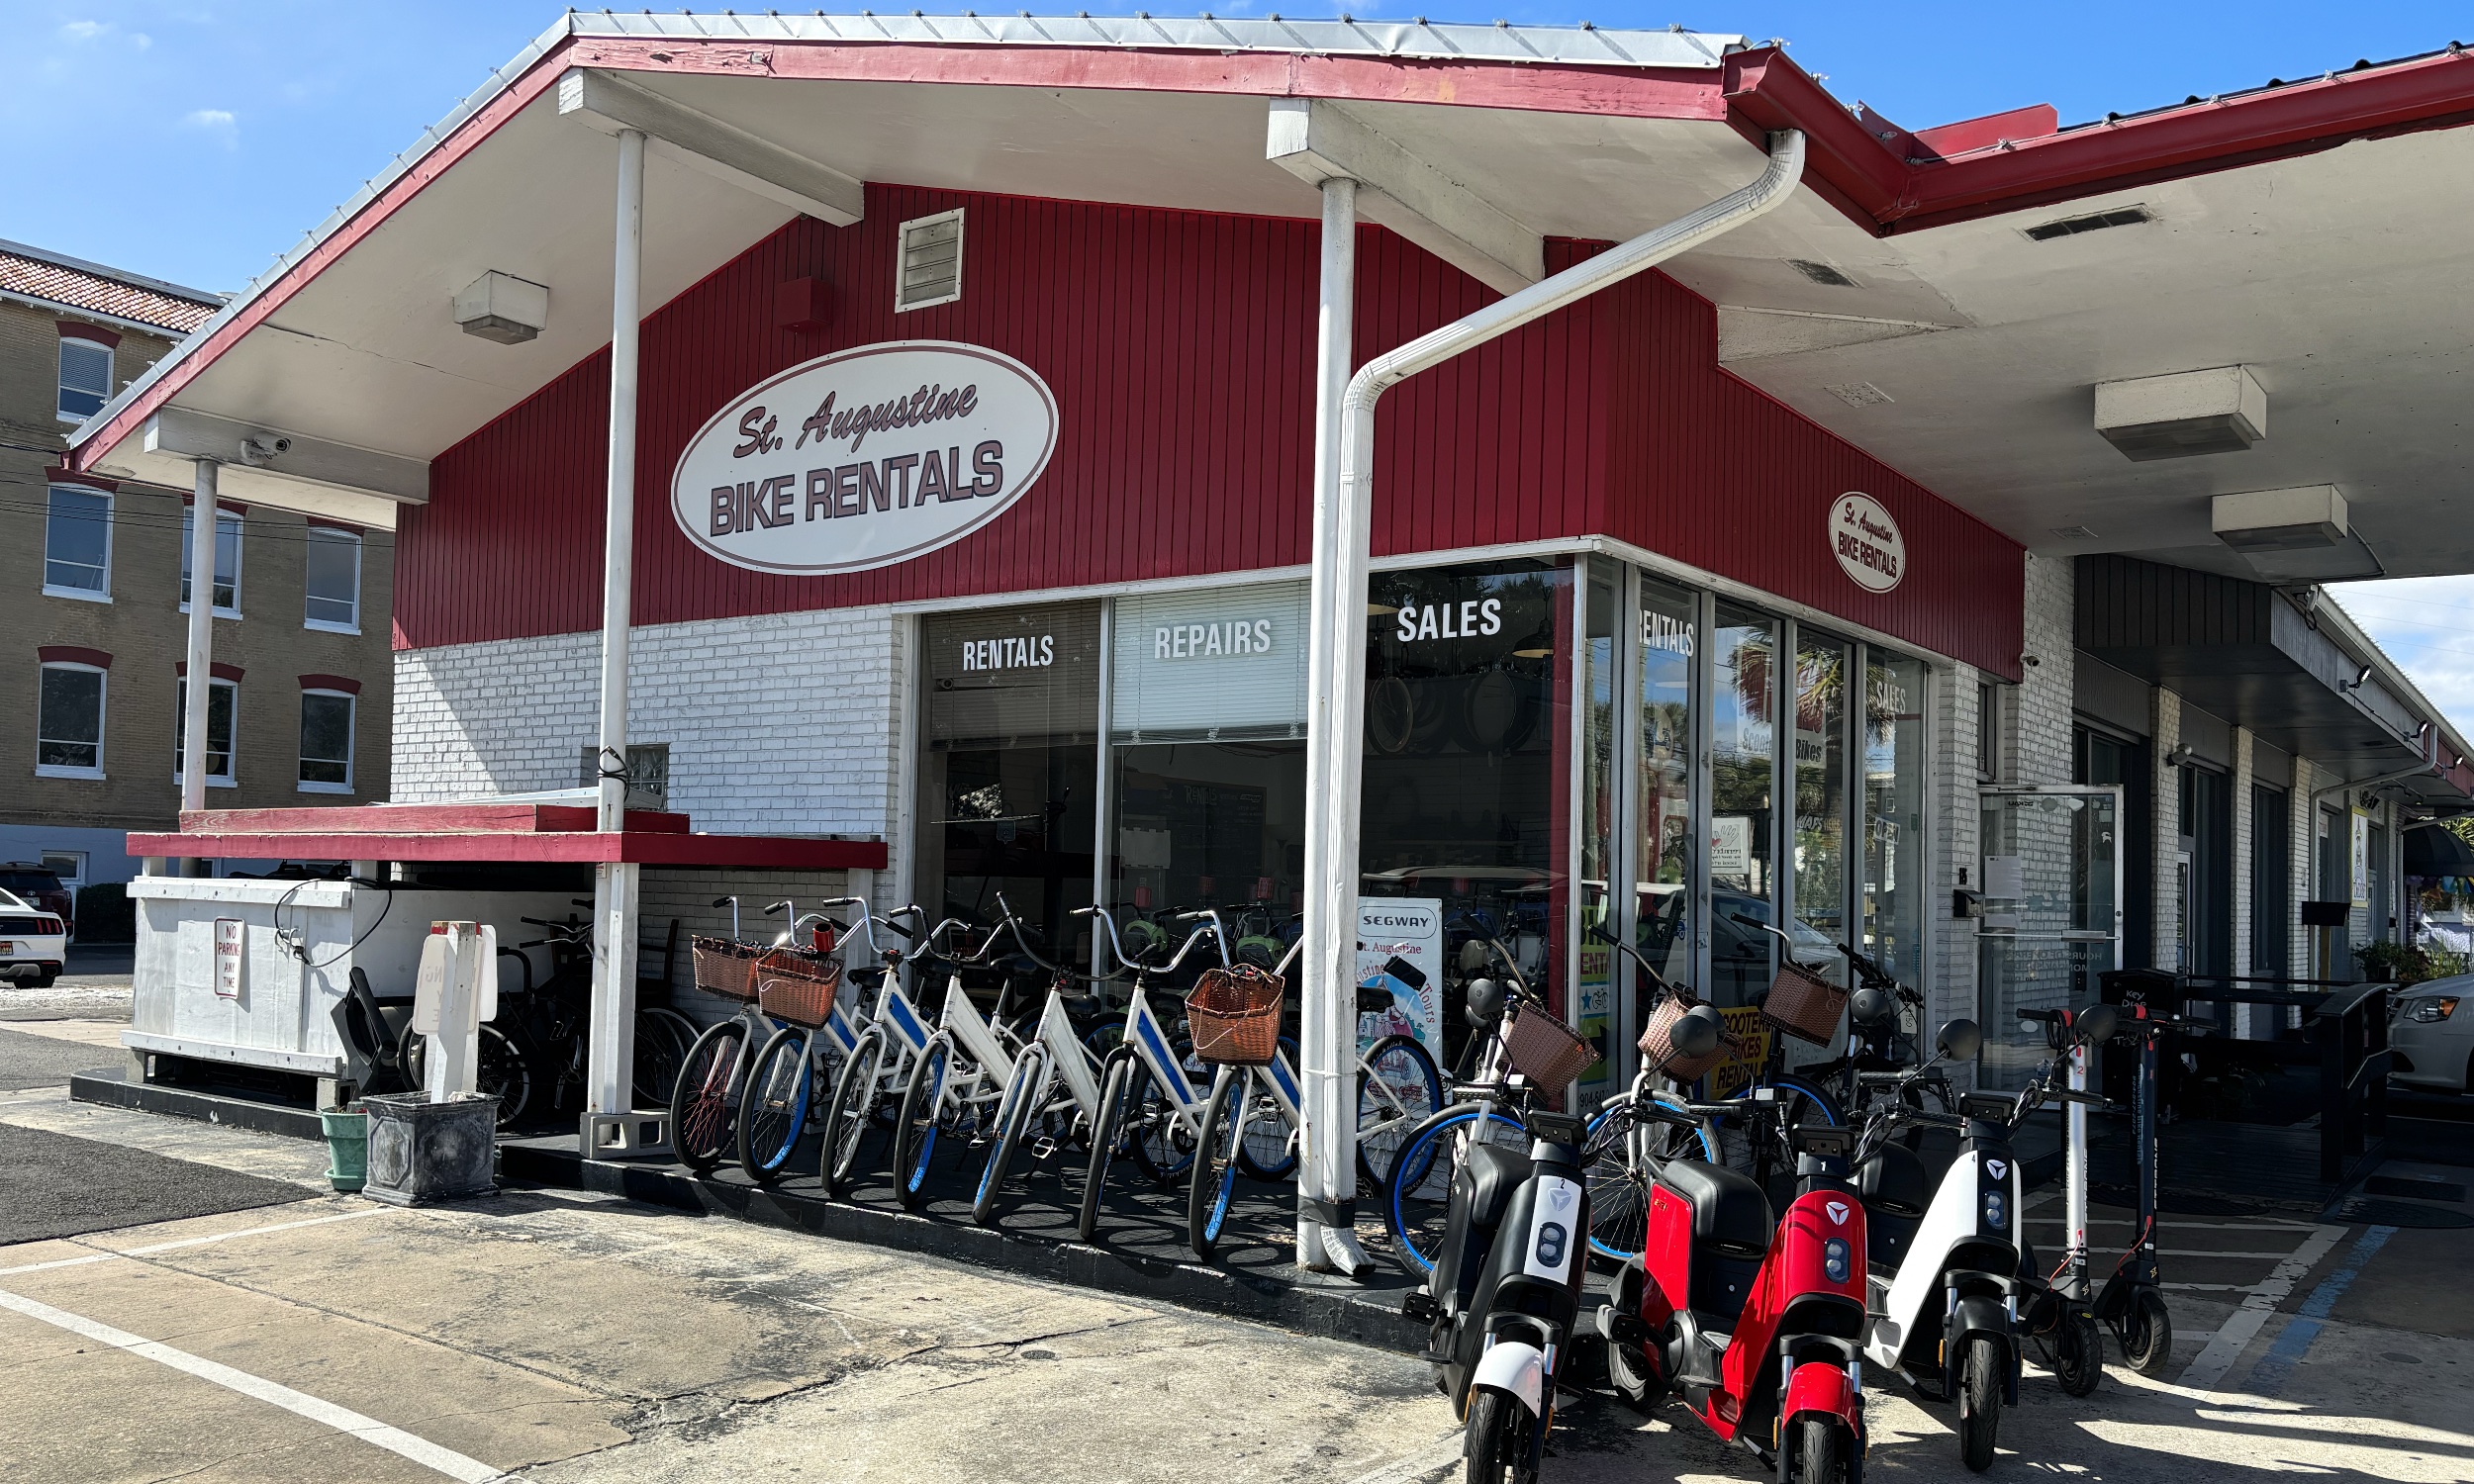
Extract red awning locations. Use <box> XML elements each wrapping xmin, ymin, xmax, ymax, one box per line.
<box><xmin>128</xmin><ymin>801</ymin><xmax>887</xmax><ymax>871</ymax></box>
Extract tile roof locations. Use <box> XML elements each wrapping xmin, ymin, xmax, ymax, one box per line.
<box><xmin>0</xmin><ymin>238</ymin><xmax>223</xmax><ymax>336</ymax></box>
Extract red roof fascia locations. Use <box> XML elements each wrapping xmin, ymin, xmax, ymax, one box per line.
<box><xmin>1728</xmin><ymin>45</ymin><xmax>2474</xmax><ymax>236</ymax></box>
<box><xmin>178</xmin><ymin>802</ymin><xmax>689</xmax><ymax>835</ymax></box>
<box><xmin>128</xmin><ymin>829</ymin><xmax>888</xmax><ymax>869</ymax></box>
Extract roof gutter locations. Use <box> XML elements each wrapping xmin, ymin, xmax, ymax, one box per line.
<box><xmin>1725</xmin><ymin>44</ymin><xmax>2474</xmax><ymax>236</ymax></box>
<box><xmin>1295</xmin><ymin>128</ymin><xmax>1805</xmax><ymax>1266</ymax></box>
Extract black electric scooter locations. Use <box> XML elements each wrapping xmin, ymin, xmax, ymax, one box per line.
<box><xmin>2080</xmin><ymin>993</ymin><xmax>2196</xmax><ymax>1375</ymax></box>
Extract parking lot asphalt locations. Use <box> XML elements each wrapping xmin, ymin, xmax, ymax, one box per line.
<box><xmin>0</xmin><ymin>1080</ymin><xmax>2463</xmax><ymax>1484</ymax></box>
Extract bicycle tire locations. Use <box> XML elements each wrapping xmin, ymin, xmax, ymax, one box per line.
<box><xmin>632</xmin><ymin>1007</ymin><xmax>698</xmax><ymax>1106</ymax></box>
<box><xmin>1188</xmin><ymin>1066</ymin><xmax>1246</xmax><ymax>1259</ymax></box>
<box><xmin>736</xmin><ymin>1025</ymin><xmax>813</xmax><ymax>1183</ymax></box>
<box><xmin>1382</xmin><ymin>1103</ymin><xmax>1530</xmax><ymax>1278</ymax></box>
<box><xmin>1719</xmin><ymin>1073</ymin><xmax>1844</xmax><ymax>1194</ymax></box>
<box><xmin>818</xmin><ymin>1029</ymin><xmax>885</xmax><ymax>1196</ymax></box>
<box><xmin>893</xmin><ymin>1035</ymin><xmax>950</xmax><ymax>1211</ymax></box>
<box><xmin>972</xmin><ymin>1052</ymin><xmax>1041</xmax><ymax>1227</ymax></box>
<box><xmin>1124</xmin><ymin>1046</ymin><xmax>1201</xmax><ymax>1183</ymax></box>
<box><xmin>1233</xmin><ymin>1043</ymin><xmax>1299</xmax><ymax>1180</ymax></box>
<box><xmin>1584</xmin><ymin>1091</ymin><xmax>1718</xmax><ymax>1262</ymax></box>
<box><xmin>1357</xmin><ymin>1035</ymin><xmax>1446</xmax><ymax>1189</ymax></box>
<box><xmin>670</xmin><ymin>1020</ymin><xmax>747</xmax><ymax>1172</ymax></box>
<box><xmin>402</xmin><ymin>1024</ymin><xmax>531</xmax><ymax>1128</ymax></box>
<box><xmin>1079</xmin><ymin>1058</ymin><xmax>1131</xmax><ymax>1243</ymax></box>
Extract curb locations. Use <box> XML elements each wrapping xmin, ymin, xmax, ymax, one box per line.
<box><xmin>68</xmin><ymin>1067</ymin><xmax>327</xmax><ymax>1142</ymax></box>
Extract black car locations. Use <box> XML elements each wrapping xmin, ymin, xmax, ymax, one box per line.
<box><xmin>0</xmin><ymin>864</ymin><xmax>74</xmax><ymax>939</ymax></box>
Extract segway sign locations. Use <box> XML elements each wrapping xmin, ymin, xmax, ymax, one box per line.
<box><xmin>673</xmin><ymin>340</ymin><xmax>1059</xmax><ymax>575</ymax></box>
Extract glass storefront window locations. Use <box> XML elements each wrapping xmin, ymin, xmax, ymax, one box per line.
<box><xmin>1104</xmin><ymin>583</ymin><xmax>1310</xmax><ymax>961</ymax></box>
<box><xmin>1636</xmin><ymin>576</ymin><xmax>1696</xmax><ymax>988</ymax></box>
<box><xmin>1862</xmin><ymin>653</ymin><xmax>1928</xmax><ymax>991</ymax></box>
<box><xmin>1576</xmin><ymin>559</ymin><xmax>1620</xmax><ymax>1102</ymax></box>
<box><xmin>1364</xmin><ymin>558</ymin><xmax>1571</xmax><ymax>1074</ymax></box>
<box><xmin>916</xmin><ymin>603</ymin><xmax>1100</xmax><ymax>962</ymax></box>
<box><xmin>1709</xmin><ymin>605</ymin><xmax>1778</xmax><ymax>1007</ymax></box>
<box><xmin>1792</xmin><ymin>634</ymin><xmax>1852</xmax><ymax>986</ymax></box>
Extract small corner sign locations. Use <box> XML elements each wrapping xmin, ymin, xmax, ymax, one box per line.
<box><xmin>670</xmin><ymin>339</ymin><xmax>1059</xmax><ymax>576</ymax></box>
<box><xmin>1832</xmin><ymin>492</ymin><xmax>1905</xmax><ymax>594</ymax></box>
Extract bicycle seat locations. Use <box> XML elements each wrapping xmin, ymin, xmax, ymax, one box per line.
<box><xmin>1656</xmin><ymin>1159</ymin><xmax>1773</xmax><ymax>1256</ymax></box>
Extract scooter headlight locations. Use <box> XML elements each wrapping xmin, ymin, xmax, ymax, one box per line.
<box><xmin>1823</xmin><ymin>1237</ymin><xmax>1852</xmax><ymax>1284</ymax></box>
<box><xmin>1984</xmin><ymin>1190</ymin><xmax>2008</xmax><ymax>1231</ymax></box>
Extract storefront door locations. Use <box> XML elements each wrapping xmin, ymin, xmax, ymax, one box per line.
<box><xmin>1976</xmin><ymin>787</ymin><xmax>2123</xmax><ymax>1089</ymax></box>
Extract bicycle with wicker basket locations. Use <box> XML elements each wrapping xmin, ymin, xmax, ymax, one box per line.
<box><xmin>1573</xmin><ymin>923</ymin><xmax>1729</xmax><ymax>1262</ymax></box>
<box><xmin>669</xmin><ymin>898</ymin><xmax>835</xmax><ymax>1175</ymax></box>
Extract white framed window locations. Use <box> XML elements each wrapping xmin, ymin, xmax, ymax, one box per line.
<box><xmin>40</xmin><ymin>851</ymin><xmax>87</xmax><ymax>890</ymax></box>
<box><xmin>173</xmin><ymin>677</ymin><xmax>238</xmax><ymax>786</ymax></box>
<box><xmin>37</xmin><ymin>664</ymin><xmax>107</xmax><ymax>779</ymax></box>
<box><xmin>43</xmin><ymin>486</ymin><xmax>112</xmax><ymax>601</ymax></box>
<box><xmin>298</xmin><ymin>690</ymin><xmax>355</xmax><ymax>793</ymax></box>
<box><xmin>57</xmin><ymin>336</ymin><xmax>112</xmax><ymax>422</ymax></box>
<box><xmin>895</xmin><ymin>208</ymin><xmax>965</xmax><ymax>313</ymax></box>
<box><xmin>303</xmin><ymin>525</ymin><xmax>361</xmax><ymax>632</ymax></box>
<box><xmin>180</xmin><ymin>507</ymin><xmax>243</xmax><ymax>616</ymax></box>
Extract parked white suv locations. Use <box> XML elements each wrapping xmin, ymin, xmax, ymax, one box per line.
<box><xmin>2391</xmin><ymin>972</ymin><xmax>2474</xmax><ymax>1093</ymax></box>
<box><xmin>0</xmin><ymin>887</ymin><xmax>69</xmax><ymax>988</ymax></box>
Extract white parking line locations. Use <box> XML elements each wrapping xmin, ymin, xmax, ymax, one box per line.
<box><xmin>0</xmin><ymin>1205</ymin><xmax>396</xmax><ymax>1277</ymax></box>
<box><xmin>0</xmin><ymin>1286</ymin><xmax>513</xmax><ymax>1483</ymax></box>
<box><xmin>2178</xmin><ymin>1224</ymin><xmax>2347</xmax><ymax>1392</ymax></box>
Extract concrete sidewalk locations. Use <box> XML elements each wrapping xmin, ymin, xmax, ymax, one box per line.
<box><xmin>0</xmin><ymin>1086</ymin><xmax>2466</xmax><ymax>1483</ymax></box>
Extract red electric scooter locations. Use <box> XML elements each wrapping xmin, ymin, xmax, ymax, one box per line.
<box><xmin>1603</xmin><ymin>1090</ymin><xmax>1869</xmax><ymax>1483</ymax></box>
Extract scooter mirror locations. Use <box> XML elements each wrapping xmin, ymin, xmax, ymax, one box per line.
<box><xmin>2073</xmin><ymin>1003</ymin><xmax>2120</xmax><ymax>1046</ymax></box>
<box><xmin>1465</xmin><ymin>976</ymin><xmax>1506</xmax><ymax>1027</ymax></box>
<box><xmin>1850</xmin><ymin>986</ymin><xmax>1895</xmax><ymax>1026</ymax></box>
<box><xmin>1668</xmin><ymin>1004</ymin><xmax>1724</xmax><ymax>1062</ymax></box>
<box><xmin>1937</xmin><ymin>1017</ymin><xmax>1983</xmax><ymax>1063</ymax></box>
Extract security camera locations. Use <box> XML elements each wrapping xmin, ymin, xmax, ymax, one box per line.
<box><xmin>238</xmin><ymin>433</ymin><xmax>291</xmax><ymax>466</ymax></box>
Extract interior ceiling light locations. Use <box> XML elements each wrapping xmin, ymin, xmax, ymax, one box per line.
<box><xmin>452</xmin><ymin>270</ymin><xmax>548</xmax><ymax>344</ymax></box>
<box><xmin>2025</xmin><ymin>205</ymin><xmax>2152</xmax><ymax>241</ymax></box>
<box><xmin>1511</xmin><ymin>631</ymin><xmax>1556</xmax><ymax>659</ymax></box>
<box><xmin>2094</xmin><ymin>365</ymin><xmax>2264</xmax><ymax>460</ymax></box>
<box><xmin>2214</xmin><ymin>485</ymin><xmax>2346</xmax><ymax>552</ymax></box>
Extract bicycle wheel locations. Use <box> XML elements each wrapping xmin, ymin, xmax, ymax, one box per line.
<box><xmin>1584</xmin><ymin>1091</ymin><xmax>1718</xmax><ymax>1262</ymax></box>
<box><xmin>1188</xmin><ymin>1067</ymin><xmax>1247</xmax><ymax>1259</ymax></box>
<box><xmin>1078</xmin><ymin>1058</ymin><xmax>1131</xmax><ymax>1243</ymax></box>
<box><xmin>972</xmin><ymin>1054</ymin><xmax>1041</xmax><ymax>1227</ymax></box>
<box><xmin>735</xmin><ymin>1026</ymin><xmax>813</xmax><ymax>1183</ymax></box>
<box><xmin>670</xmin><ymin>1019</ymin><xmax>747</xmax><ymax>1173</ymax></box>
<box><xmin>1357</xmin><ymin>1035</ymin><xmax>1446</xmax><ymax>1189</ymax></box>
<box><xmin>1382</xmin><ymin>1104</ymin><xmax>1529</xmax><ymax>1278</ymax></box>
<box><xmin>1124</xmin><ymin>1050</ymin><xmax>1201</xmax><ymax>1183</ymax></box>
<box><xmin>818</xmin><ymin>1029</ymin><xmax>885</xmax><ymax>1196</ymax></box>
<box><xmin>631</xmin><ymin>1007</ymin><xmax>698</xmax><ymax>1106</ymax></box>
<box><xmin>893</xmin><ymin>1035</ymin><xmax>950</xmax><ymax>1211</ymax></box>
<box><xmin>404</xmin><ymin>1025</ymin><xmax>531</xmax><ymax>1128</ymax></box>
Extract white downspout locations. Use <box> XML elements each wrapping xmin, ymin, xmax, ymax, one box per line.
<box><xmin>585</xmin><ymin>127</ymin><xmax>646</xmax><ymax>1148</ymax></box>
<box><xmin>1295</xmin><ymin>131</ymin><xmax>1807</xmax><ymax>1270</ymax></box>
<box><xmin>179</xmin><ymin>459</ymin><xmax>219</xmax><ymax>824</ymax></box>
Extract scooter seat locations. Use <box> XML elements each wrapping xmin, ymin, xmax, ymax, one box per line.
<box><xmin>1460</xmin><ymin>1140</ymin><xmax>1533</xmax><ymax>1233</ymax></box>
<box><xmin>1657</xmin><ymin>1159</ymin><xmax>1773</xmax><ymax>1255</ymax></box>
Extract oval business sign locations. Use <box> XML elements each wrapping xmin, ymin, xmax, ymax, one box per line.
<box><xmin>1831</xmin><ymin>492</ymin><xmax>1906</xmax><ymax>594</ymax></box>
<box><xmin>670</xmin><ymin>340</ymin><xmax>1058</xmax><ymax>575</ymax></box>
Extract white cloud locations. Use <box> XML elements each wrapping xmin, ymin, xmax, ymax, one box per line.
<box><xmin>180</xmin><ymin>107</ymin><xmax>238</xmax><ymax>146</ymax></box>
<box><xmin>59</xmin><ymin>20</ymin><xmax>108</xmax><ymax>41</ymax></box>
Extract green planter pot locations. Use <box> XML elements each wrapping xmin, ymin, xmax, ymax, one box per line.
<box><xmin>322</xmin><ymin>1108</ymin><xmax>370</xmax><ymax>1193</ymax></box>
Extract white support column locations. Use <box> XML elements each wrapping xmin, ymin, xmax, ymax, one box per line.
<box><xmin>2232</xmin><ymin>729</ymin><xmax>2255</xmax><ymax>1036</ymax></box>
<box><xmin>179</xmin><ymin>459</ymin><xmax>219</xmax><ymax>831</ymax></box>
<box><xmin>1298</xmin><ymin>174</ymin><xmax>1363</xmax><ymax>1272</ymax></box>
<box><xmin>586</xmin><ymin>128</ymin><xmax>646</xmax><ymax>1141</ymax></box>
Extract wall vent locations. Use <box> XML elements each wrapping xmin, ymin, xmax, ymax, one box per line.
<box><xmin>1786</xmin><ymin>258</ymin><xmax>1858</xmax><ymax>287</ymax></box>
<box><xmin>895</xmin><ymin>209</ymin><xmax>966</xmax><ymax>313</ymax></box>
<box><xmin>2024</xmin><ymin>206</ymin><xmax>2152</xmax><ymax>241</ymax></box>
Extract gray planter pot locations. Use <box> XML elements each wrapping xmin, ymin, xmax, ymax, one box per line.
<box><xmin>362</xmin><ymin>1092</ymin><xmax>499</xmax><ymax>1206</ymax></box>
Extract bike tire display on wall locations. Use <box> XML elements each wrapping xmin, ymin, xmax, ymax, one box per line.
<box><xmin>669</xmin><ymin>1020</ymin><xmax>747</xmax><ymax>1172</ymax></box>
<box><xmin>736</xmin><ymin>1025</ymin><xmax>814</xmax><ymax>1184</ymax></box>
<box><xmin>972</xmin><ymin>1053</ymin><xmax>1041</xmax><ymax>1227</ymax></box>
<box><xmin>1187</xmin><ymin>1067</ymin><xmax>1247</xmax><ymax>1259</ymax></box>
<box><xmin>893</xmin><ymin>1036</ymin><xmax>950</xmax><ymax>1212</ymax></box>
<box><xmin>1078</xmin><ymin>1058</ymin><xmax>1130</xmax><ymax>1243</ymax></box>
<box><xmin>818</xmin><ymin>1029</ymin><xmax>885</xmax><ymax>1196</ymax></box>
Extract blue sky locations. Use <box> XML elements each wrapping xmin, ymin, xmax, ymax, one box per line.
<box><xmin>9</xmin><ymin>2</ymin><xmax>2472</xmax><ymax>725</ymax></box>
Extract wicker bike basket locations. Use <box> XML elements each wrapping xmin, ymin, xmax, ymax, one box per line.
<box><xmin>1186</xmin><ymin>965</ymin><xmax>1286</xmax><ymax>1066</ymax></box>
<box><xmin>691</xmin><ymin>937</ymin><xmax>765</xmax><ymax>1002</ymax></box>
<box><xmin>1503</xmin><ymin>1003</ymin><xmax>1601</xmax><ymax>1089</ymax></box>
<box><xmin>1761</xmin><ymin>961</ymin><xmax>1850</xmax><ymax>1047</ymax></box>
<box><xmin>1637</xmin><ymin>992</ymin><xmax>1740</xmax><ymax>1081</ymax></box>
<box><xmin>754</xmin><ymin>947</ymin><xmax>844</xmax><ymax>1030</ymax></box>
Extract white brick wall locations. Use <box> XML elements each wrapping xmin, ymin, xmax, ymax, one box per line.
<box><xmin>393</xmin><ymin>607</ymin><xmax>904</xmax><ymax>837</ymax></box>
<box><xmin>1931</xmin><ymin>659</ymin><xmax>1980</xmax><ymax>1045</ymax></box>
<box><xmin>2232</xmin><ymin>728</ymin><xmax>2255</xmax><ymax>1033</ymax></box>
<box><xmin>2151</xmin><ymin>688</ymin><xmax>2183</xmax><ymax>969</ymax></box>
<box><xmin>2014</xmin><ymin>553</ymin><xmax>2075</xmax><ymax>788</ymax></box>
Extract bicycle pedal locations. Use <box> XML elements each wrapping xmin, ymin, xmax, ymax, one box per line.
<box><xmin>1029</xmin><ymin>1138</ymin><xmax>1060</xmax><ymax>1161</ymax></box>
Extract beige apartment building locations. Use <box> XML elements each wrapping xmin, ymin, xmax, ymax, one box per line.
<box><xmin>2</xmin><ymin>238</ymin><xmax>395</xmax><ymax>888</ymax></box>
